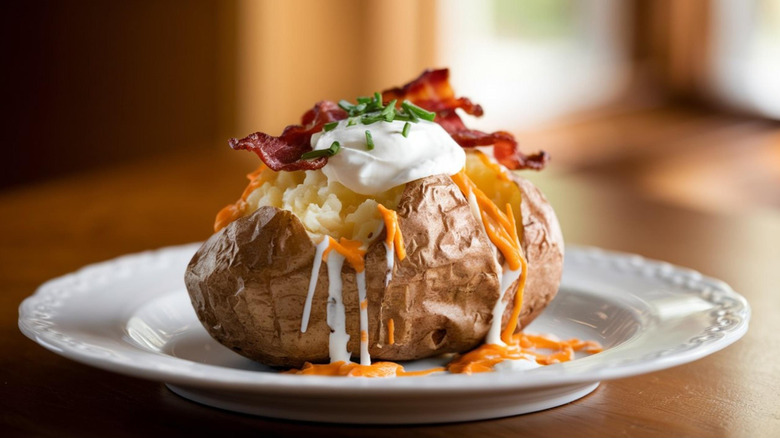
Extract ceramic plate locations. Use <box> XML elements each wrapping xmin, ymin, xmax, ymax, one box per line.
<box><xmin>19</xmin><ymin>244</ymin><xmax>749</xmax><ymax>424</ymax></box>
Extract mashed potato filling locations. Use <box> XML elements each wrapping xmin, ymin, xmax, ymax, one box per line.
<box><xmin>241</xmin><ymin>165</ymin><xmax>405</xmax><ymax>245</ymax></box>
<box><xmin>220</xmin><ymin>151</ymin><xmax>520</xmax><ymax>248</ymax></box>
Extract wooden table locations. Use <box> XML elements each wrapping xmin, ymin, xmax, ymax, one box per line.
<box><xmin>3</xmin><ymin>150</ymin><xmax>778</xmax><ymax>437</ymax></box>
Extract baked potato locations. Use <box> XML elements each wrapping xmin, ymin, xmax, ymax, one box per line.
<box><xmin>185</xmin><ymin>152</ymin><xmax>563</xmax><ymax>368</ymax></box>
<box><xmin>184</xmin><ymin>69</ymin><xmax>563</xmax><ymax>370</ymax></box>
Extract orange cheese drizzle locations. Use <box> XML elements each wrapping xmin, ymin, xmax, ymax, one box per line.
<box><xmin>286</xmin><ymin>332</ymin><xmax>601</xmax><ymax>377</ymax></box>
<box><xmin>447</xmin><ymin>333</ymin><xmax>603</xmax><ymax>374</ymax></box>
<box><xmin>498</xmin><ymin>201</ymin><xmax>526</xmax><ymax>343</ymax></box>
<box><xmin>450</xmin><ymin>170</ymin><xmax>521</xmax><ymax>270</ymax></box>
<box><xmin>286</xmin><ymin>361</ymin><xmax>445</xmax><ymax>377</ymax></box>
<box><xmin>387</xmin><ymin>318</ymin><xmax>395</xmax><ymax>345</ymax></box>
<box><xmin>451</xmin><ymin>170</ymin><xmax>525</xmax><ymax>346</ymax></box>
<box><xmin>376</xmin><ymin>204</ymin><xmax>406</xmax><ymax>261</ymax></box>
<box><xmin>501</xmin><ymin>251</ymin><xmax>527</xmax><ymax>344</ymax></box>
<box><xmin>322</xmin><ymin>236</ymin><xmax>366</xmax><ymax>273</ymax></box>
<box><xmin>214</xmin><ymin>164</ymin><xmax>267</xmax><ymax>232</ymax></box>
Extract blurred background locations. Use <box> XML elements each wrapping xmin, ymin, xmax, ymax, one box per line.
<box><xmin>3</xmin><ymin>0</ymin><xmax>779</xmax><ymax>215</ymax></box>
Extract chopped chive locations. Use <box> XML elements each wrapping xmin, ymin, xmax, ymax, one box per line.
<box><xmin>338</xmin><ymin>99</ymin><xmax>354</xmax><ymax>112</ymax></box>
<box><xmin>347</xmin><ymin>118</ymin><xmax>357</xmax><ymax>127</ymax></box>
<box><xmin>300</xmin><ymin>149</ymin><xmax>330</xmax><ymax>160</ymax></box>
<box><xmin>363</xmin><ymin>92</ymin><xmax>382</xmax><ymax>112</ymax></box>
<box><xmin>356</xmin><ymin>96</ymin><xmax>372</xmax><ymax>104</ymax></box>
<box><xmin>402</xmin><ymin>122</ymin><xmax>411</xmax><ymax>137</ymax></box>
<box><xmin>323</xmin><ymin>121</ymin><xmax>338</xmax><ymax>132</ymax></box>
<box><xmin>354</xmin><ymin>103</ymin><xmax>367</xmax><ymax>114</ymax></box>
<box><xmin>401</xmin><ymin>101</ymin><xmax>419</xmax><ymax>122</ymax></box>
<box><xmin>380</xmin><ymin>99</ymin><xmax>397</xmax><ymax>122</ymax></box>
<box><xmin>402</xmin><ymin>100</ymin><xmax>435</xmax><ymax>121</ymax></box>
<box><xmin>300</xmin><ymin>141</ymin><xmax>340</xmax><ymax>160</ymax></box>
<box><xmin>329</xmin><ymin>141</ymin><xmax>341</xmax><ymax>156</ymax></box>
<box><xmin>382</xmin><ymin>99</ymin><xmax>397</xmax><ymax>113</ymax></box>
<box><xmin>365</xmin><ymin>130</ymin><xmax>374</xmax><ymax>150</ymax></box>
<box><xmin>361</xmin><ymin>114</ymin><xmax>382</xmax><ymax>125</ymax></box>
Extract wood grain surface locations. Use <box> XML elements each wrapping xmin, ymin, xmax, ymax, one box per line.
<box><xmin>2</xmin><ymin>148</ymin><xmax>778</xmax><ymax>437</ymax></box>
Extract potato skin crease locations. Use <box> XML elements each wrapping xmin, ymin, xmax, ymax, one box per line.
<box><xmin>185</xmin><ymin>173</ymin><xmax>563</xmax><ymax>368</ymax></box>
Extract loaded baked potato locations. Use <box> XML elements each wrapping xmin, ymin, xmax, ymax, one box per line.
<box><xmin>185</xmin><ymin>69</ymin><xmax>564</xmax><ymax>371</ymax></box>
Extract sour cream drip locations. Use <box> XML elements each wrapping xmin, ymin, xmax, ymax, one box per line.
<box><xmin>301</xmin><ymin>238</ymin><xmax>330</xmax><ymax>333</ymax></box>
<box><xmin>325</xmin><ymin>252</ymin><xmax>350</xmax><ymax>363</ymax></box>
<box><xmin>485</xmin><ymin>264</ymin><xmax>522</xmax><ymax>345</ymax></box>
<box><xmin>383</xmin><ymin>242</ymin><xmax>394</xmax><ymax>286</ymax></box>
<box><xmin>310</xmin><ymin>119</ymin><xmax>465</xmax><ymax>195</ymax></box>
<box><xmin>308</xmin><ymin>237</ymin><xmax>371</xmax><ymax>365</ymax></box>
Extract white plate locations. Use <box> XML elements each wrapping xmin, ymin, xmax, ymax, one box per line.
<box><xmin>19</xmin><ymin>244</ymin><xmax>749</xmax><ymax>424</ymax></box>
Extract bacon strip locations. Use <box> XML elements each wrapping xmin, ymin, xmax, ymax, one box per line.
<box><xmin>382</xmin><ymin>69</ymin><xmax>548</xmax><ymax>171</ymax></box>
<box><xmin>229</xmin><ymin>101</ymin><xmax>347</xmax><ymax>171</ymax></box>
<box><xmin>435</xmin><ymin>109</ymin><xmax>549</xmax><ymax>170</ymax></box>
<box><xmin>382</xmin><ymin>68</ymin><xmax>484</xmax><ymax>117</ymax></box>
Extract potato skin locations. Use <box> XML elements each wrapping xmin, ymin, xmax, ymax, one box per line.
<box><xmin>186</xmin><ymin>175</ymin><xmax>502</xmax><ymax>367</ymax></box>
<box><xmin>185</xmin><ymin>206</ymin><xmax>326</xmax><ymax>366</ymax></box>
<box><xmin>185</xmin><ymin>173</ymin><xmax>564</xmax><ymax>368</ymax></box>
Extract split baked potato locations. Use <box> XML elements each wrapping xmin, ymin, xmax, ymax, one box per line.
<box><xmin>185</xmin><ymin>152</ymin><xmax>563</xmax><ymax>368</ymax></box>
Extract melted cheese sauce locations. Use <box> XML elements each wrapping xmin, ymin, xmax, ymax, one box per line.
<box><xmin>447</xmin><ymin>333</ymin><xmax>603</xmax><ymax>374</ymax></box>
<box><xmin>286</xmin><ymin>361</ymin><xmax>445</xmax><ymax>377</ymax></box>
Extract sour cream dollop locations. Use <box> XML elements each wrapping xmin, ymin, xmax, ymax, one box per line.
<box><xmin>310</xmin><ymin>119</ymin><xmax>465</xmax><ymax>195</ymax></box>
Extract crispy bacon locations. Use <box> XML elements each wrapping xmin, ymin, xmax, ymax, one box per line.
<box><xmin>382</xmin><ymin>68</ymin><xmax>484</xmax><ymax>117</ymax></box>
<box><xmin>230</xmin><ymin>69</ymin><xmax>547</xmax><ymax>171</ymax></box>
<box><xmin>382</xmin><ymin>69</ymin><xmax>548</xmax><ymax>171</ymax></box>
<box><xmin>229</xmin><ymin>101</ymin><xmax>347</xmax><ymax>171</ymax></box>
